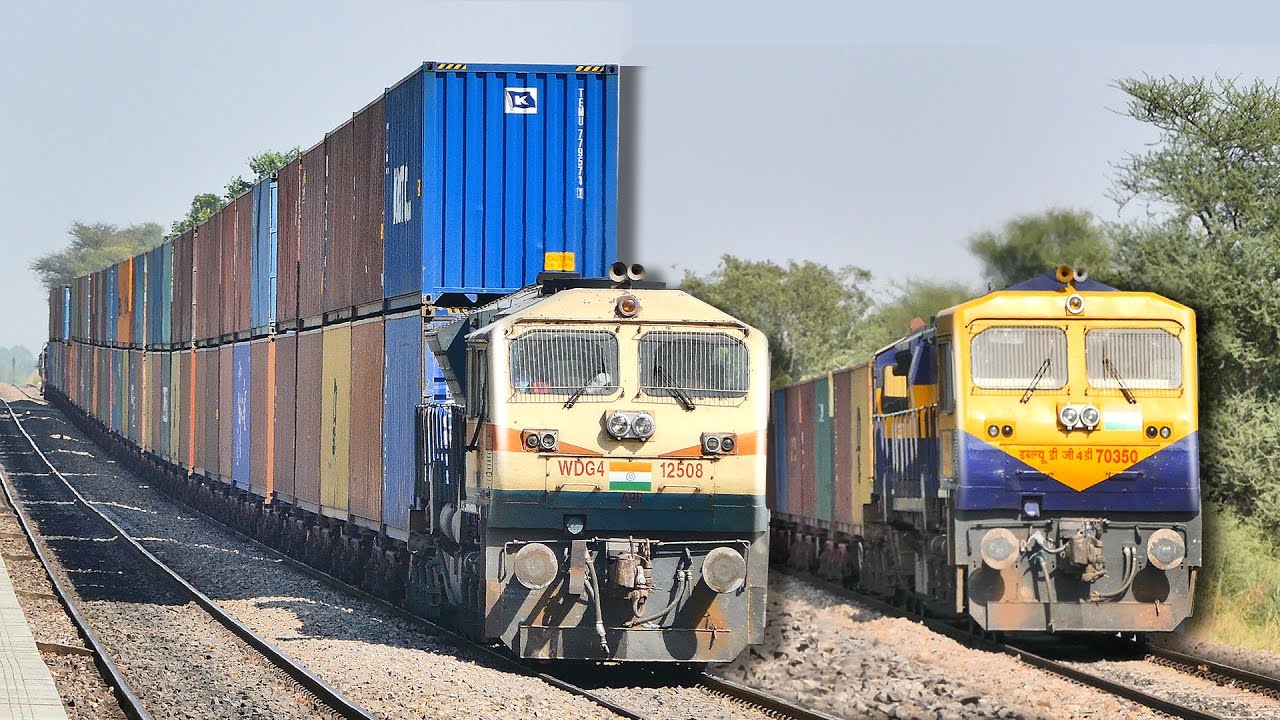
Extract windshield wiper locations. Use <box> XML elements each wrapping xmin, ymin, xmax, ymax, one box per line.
<box><xmin>1104</xmin><ymin>357</ymin><xmax>1137</xmax><ymax>404</ymax></box>
<box><xmin>1020</xmin><ymin>358</ymin><xmax>1051</xmax><ymax>404</ymax></box>
<box><xmin>564</xmin><ymin>355</ymin><xmax>606</xmax><ymax>409</ymax></box>
<box><xmin>655</xmin><ymin>365</ymin><xmax>695</xmax><ymax>411</ymax></box>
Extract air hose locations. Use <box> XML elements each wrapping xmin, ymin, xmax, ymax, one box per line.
<box><xmin>583</xmin><ymin>561</ymin><xmax>609</xmax><ymax>652</ymax></box>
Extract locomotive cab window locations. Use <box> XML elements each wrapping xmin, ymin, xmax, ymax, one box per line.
<box><xmin>880</xmin><ymin>365</ymin><xmax>908</xmax><ymax>414</ymax></box>
<box><xmin>1086</xmin><ymin>328</ymin><xmax>1182</xmax><ymax>390</ymax></box>
<box><xmin>970</xmin><ymin>326</ymin><xmax>1067</xmax><ymax>390</ymax></box>
<box><xmin>466</xmin><ymin>344</ymin><xmax>488</xmax><ymax>418</ymax></box>
<box><xmin>639</xmin><ymin>331</ymin><xmax>748</xmax><ymax>400</ymax></box>
<box><xmin>508</xmin><ymin>329</ymin><xmax>620</xmax><ymax>399</ymax></box>
<box><xmin>938</xmin><ymin>340</ymin><xmax>955</xmax><ymax>413</ymax></box>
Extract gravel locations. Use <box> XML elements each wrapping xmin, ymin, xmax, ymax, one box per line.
<box><xmin>11</xmin><ymin>396</ymin><xmax>620</xmax><ymax>720</ymax></box>
<box><xmin>714</xmin><ymin>574</ymin><xmax>1164</xmax><ymax>720</ymax></box>
<box><xmin>1060</xmin><ymin>655</ymin><xmax>1280</xmax><ymax>719</ymax></box>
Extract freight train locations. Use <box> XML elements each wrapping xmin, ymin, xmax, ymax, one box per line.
<box><xmin>41</xmin><ymin>62</ymin><xmax>770</xmax><ymax>663</ymax></box>
<box><xmin>769</xmin><ymin>266</ymin><xmax>1200</xmax><ymax>633</ymax></box>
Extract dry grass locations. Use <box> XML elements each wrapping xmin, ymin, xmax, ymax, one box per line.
<box><xmin>1186</xmin><ymin>505</ymin><xmax>1280</xmax><ymax>653</ymax></box>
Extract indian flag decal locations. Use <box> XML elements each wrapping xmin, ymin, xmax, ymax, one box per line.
<box><xmin>608</xmin><ymin>461</ymin><xmax>653</xmax><ymax>492</ymax></box>
<box><xmin>1105</xmin><ymin>409</ymin><xmax>1143</xmax><ymax>431</ymax></box>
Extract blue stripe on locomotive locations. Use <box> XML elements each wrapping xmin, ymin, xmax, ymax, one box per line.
<box><xmin>871</xmin><ymin>332</ymin><xmax>940</xmax><ymax>503</ymax></box>
<box><xmin>955</xmin><ymin>432</ymin><xmax>1199</xmax><ymax>513</ymax></box>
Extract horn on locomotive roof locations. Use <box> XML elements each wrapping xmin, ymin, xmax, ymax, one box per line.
<box><xmin>1072</xmin><ymin>266</ymin><xmax>1089</xmax><ymax>283</ymax></box>
<box><xmin>626</xmin><ymin>263</ymin><xmax>646</xmax><ymax>281</ymax></box>
<box><xmin>609</xmin><ymin>262</ymin><xmax>628</xmax><ymax>283</ymax></box>
<box><xmin>1055</xmin><ymin>264</ymin><xmax>1074</xmax><ymax>284</ymax></box>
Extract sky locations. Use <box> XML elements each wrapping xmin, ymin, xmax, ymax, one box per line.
<box><xmin>4</xmin><ymin>1</ymin><xmax>1280</xmax><ymax>351</ymax></box>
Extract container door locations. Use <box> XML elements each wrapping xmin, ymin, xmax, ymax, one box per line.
<box><xmin>319</xmin><ymin>324</ymin><xmax>352</xmax><ymax>517</ymax></box>
<box><xmin>232</xmin><ymin>343</ymin><xmax>252</xmax><ymax>491</ymax></box>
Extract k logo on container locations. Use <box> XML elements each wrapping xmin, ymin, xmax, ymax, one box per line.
<box><xmin>504</xmin><ymin>88</ymin><xmax>538</xmax><ymax>114</ymax></box>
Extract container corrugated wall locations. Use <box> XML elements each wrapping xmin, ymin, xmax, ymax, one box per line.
<box><xmin>272</xmin><ymin>334</ymin><xmax>298</xmax><ymax>503</ymax></box>
<box><xmin>236</xmin><ymin>195</ymin><xmax>254</xmax><ymax>333</ymax></box>
<box><xmin>146</xmin><ymin>352</ymin><xmax>161</xmax><ymax>450</ymax></box>
<box><xmin>218</xmin><ymin>345</ymin><xmax>234</xmax><ymax>482</ymax></box>
<box><xmin>196</xmin><ymin>215</ymin><xmax>222</xmax><ymax>342</ymax></box>
<box><xmin>276</xmin><ymin>160</ymin><xmax>301</xmax><ymax>325</ymax></box>
<box><xmin>249</xmin><ymin>338</ymin><xmax>274</xmax><ymax>498</ymax></box>
<box><xmin>352</xmin><ymin>97</ymin><xmax>385</xmax><ymax>307</ymax></box>
<box><xmin>231</xmin><ymin>343</ymin><xmax>252</xmax><ymax>490</ymax></box>
<box><xmin>117</xmin><ymin>258</ymin><xmax>133</xmax><ymax>347</ymax></box>
<box><xmin>382</xmin><ymin>311</ymin><xmax>422</xmax><ymax>539</ymax></box>
<box><xmin>813</xmin><ymin>375</ymin><xmax>833</xmax><ymax>523</ymax></box>
<box><xmin>132</xmin><ymin>253</ymin><xmax>147</xmax><ymax>348</ymax></box>
<box><xmin>349</xmin><ymin>318</ymin><xmax>384</xmax><ymax>529</ymax></box>
<box><xmin>220</xmin><ymin>206</ymin><xmax>237</xmax><ymax>337</ymax></box>
<box><xmin>293</xmin><ymin>330</ymin><xmax>323</xmax><ymax>512</ymax></box>
<box><xmin>298</xmin><ymin>146</ymin><xmax>325</xmax><ymax>321</ymax></box>
<box><xmin>105</xmin><ymin>265</ymin><xmax>118</xmax><ymax>345</ymax></box>
<box><xmin>171</xmin><ymin>350</ymin><xmax>185</xmax><ymax>465</ymax></box>
<box><xmin>383</xmin><ymin>64</ymin><xmax>619</xmax><ymax>302</ymax></box>
<box><xmin>174</xmin><ymin>230</ymin><xmax>194</xmax><ymax>345</ymax></box>
<box><xmin>831</xmin><ymin>369</ymin><xmax>854</xmax><ymax>526</ymax></box>
<box><xmin>195</xmin><ymin>347</ymin><xmax>218</xmax><ymax>476</ymax></box>
<box><xmin>319</xmin><ymin>324</ymin><xmax>351</xmax><ymax>518</ymax></box>
<box><xmin>251</xmin><ymin>178</ymin><xmax>277</xmax><ymax>331</ymax></box>
<box><xmin>324</xmin><ymin>123</ymin><xmax>355</xmax><ymax>314</ymax></box>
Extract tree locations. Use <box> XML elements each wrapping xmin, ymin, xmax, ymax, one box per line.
<box><xmin>968</xmin><ymin>209</ymin><xmax>1114</xmax><ymax>288</ymax></box>
<box><xmin>170</xmin><ymin>193</ymin><xmax>222</xmax><ymax>235</ymax></box>
<box><xmin>0</xmin><ymin>346</ymin><xmax>38</xmax><ymax>386</ymax></box>
<box><xmin>1112</xmin><ymin>75</ymin><xmax>1280</xmax><ymax>528</ymax></box>
<box><xmin>225</xmin><ymin>147</ymin><xmax>299</xmax><ymax>200</ymax></box>
<box><xmin>31</xmin><ymin>222</ymin><xmax>164</xmax><ymax>289</ymax></box>
<box><xmin>681</xmin><ymin>256</ymin><xmax>875</xmax><ymax>387</ymax></box>
<box><xmin>863</xmin><ymin>278</ymin><xmax>978</xmax><ymax>351</ymax></box>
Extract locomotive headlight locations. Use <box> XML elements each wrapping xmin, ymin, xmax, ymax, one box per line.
<box><xmin>701</xmin><ymin>546</ymin><xmax>747</xmax><ymax>594</ymax></box>
<box><xmin>1146</xmin><ymin>528</ymin><xmax>1186</xmax><ymax>571</ymax></box>
<box><xmin>980</xmin><ymin>528</ymin><xmax>1020</xmax><ymax>571</ymax></box>
<box><xmin>1081</xmin><ymin>405</ymin><xmax>1100</xmax><ymax>429</ymax></box>
<box><xmin>606</xmin><ymin>412</ymin><xmax>632</xmax><ymax>439</ymax></box>
<box><xmin>615</xmin><ymin>294</ymin><xmax>641</xmax><ymax>318</ymax></box>
<box><xmin>512</xmin><ymin>542</ymin><xmax>559</xmax><ymax>590</ymax></box>
<box><xmin>1059</xmin><ymin>406</ymin><xmax>1080</xmax><ymax>429</ymax></box>
<box><xmin>631</xmin><ymin>414</ymin><xmax>655</xmax><ymax>439</ymax></box>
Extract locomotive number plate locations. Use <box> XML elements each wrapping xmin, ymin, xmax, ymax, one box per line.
<box><xmin>659</xmin><ymin>460</ymin><xmax>706</xmax><ymax>479</ymax></box>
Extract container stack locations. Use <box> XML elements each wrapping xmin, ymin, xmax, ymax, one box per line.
<box><xmin>43</xmin><ymin>62</ymin><xmax>621</xmax><ymax>541</ymax></box>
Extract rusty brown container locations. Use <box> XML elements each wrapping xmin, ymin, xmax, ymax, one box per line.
<box><xmin>117</xmin><ymin>257</ymin><xmax>134</xmax><ymax>347</ymax></box>
<box><xmin>235</xmin><ymin>194</ymin><xmax>254</xmax><ymax>333</ymax></box>
<box><xmin>173</xmin><ymin>229</ymin><xmax>194</xmax><ymax>345</ymax></box>
<box><xmin>179</xmin><ymin>349</ymin><xmax>195</xmax><ymax>468</ymax></box>
<box><xmin>831</xmin><ymin>369</ymin><xmax>855</xmax><ymax>527</ymax></box>
<box><xmin>218</xmin><ymin>344</ymin><xmax>233</xmax><ymax>483</ymax></box>
<box><xmin>348</xmin><ymin>317</ymin><xmax>384</xmax><ymax>529</ymax></box>
<box><xmin>195</xmin><ymin>215</ymin><xmax>223</xmax><ymax>341</ymax></box>
<box><xmin>249</xmin><ymin>338</ymin><xmax>275</xmax><ymax>499</ymax></box>
<box><xmin>784</xmin><ymin>382</ymin><xmax>814</xmax><ymax>520</ymax></box>
<box><xmin>324</xmin><ymin>122</ymin><xmax>355</xmax><ymax>315</ymax></box>
<box><xmin>276</xmin><ymin>159</ymin><xmax>301</xmax><ymax>324</ymax></box>
<box><xmin>352</xmin><ymin>97</ymin><xmax>385</xmax><ymax>308</ymax></box>
<box><xmin>220</xmin><ymin>207</ymin><xmax>237</xmax><ymax>338</ymax></box>
<box><xmin>195</xmin><ymin>347</ymin><xmax>218</xmax><ymax>476</ymax></box>
<box><xmin>298</xmin><ymin>144</ymin><xmax>325</xmax><ymax>322</ymax></box>
<box><xmin>272</xmin><ymin>333</ymin><xmax>298</xmax><ymax>503</ymax></box>
<box><xmin>293</xmin><ymin>329</ymin><xmax>323</xmax><ymax>512</ymax></box>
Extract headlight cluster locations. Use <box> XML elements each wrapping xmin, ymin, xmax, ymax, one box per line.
<box><xmin>522</xmin><ymin>430</ymin><xmax>559</xmax><ymax>452</ymax></box>
<box><xmin>605</xmin><ymin>410</ymin><xmax>656</xmax><ymax>440</ymax></box>
<box><xmin>701</xmin><ymin>433</ymin><xmax>737</xmax><ymax>454</ymax></box>
<box><xmin>1059</xmin><ymin>403</ymin><xmax>1100</xmax><ymax>430</ymax></box>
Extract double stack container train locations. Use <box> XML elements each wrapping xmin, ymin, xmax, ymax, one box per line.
<box><xmin>767</xmin><ymin>267</ymin><xmax>1201</xmax><ymax>633</ymax></box>
<box><xmin>44</xmin><ymin>62</ymin><xmax>771</xmax><ymax>663</ymax></box>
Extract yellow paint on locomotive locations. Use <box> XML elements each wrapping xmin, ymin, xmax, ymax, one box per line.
<box><xmin>464</xmin><ymin>287</ymin><xmax>770</xmax><ymax>501</ymax></box>
<box><xmin>936</xmin><ymin>288</ymin><xmax>1197</xmax><ymax>492</ymax></box>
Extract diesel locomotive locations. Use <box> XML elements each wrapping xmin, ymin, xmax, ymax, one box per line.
<box><xmin>771</xmin><ymin>266</ymin><xmax>1200</xmax><ymax>633</ymax></box>
<box><xmin>404</xmin><ymin>265</ymin><xmax>771</xmax><ymax>661</ymax></box>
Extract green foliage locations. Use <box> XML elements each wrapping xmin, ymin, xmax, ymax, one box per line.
<box><xmin>1113</xmin><ymin>75</ymin><xmax>1280</xmax><ymax>532</ymax></box>
<box><xmin>968</xmin><ymin>208</ymin><xmax>1114</xmax><ymax>288</ymax></box>
<box><xmin>225</xmin><ymin>147</ymin><xmax>299</xmax><ymax>201</ymax></box>
<box><xmin>862</xmin><ymin>278</ymin><xmax>978</xmax><ymax>352</ymax></box>
<box><xmin>1192</xmin><ymin>505</ymin><xmax>1280</xmax><ymax>652</ymax></box>
<box><xmin>170</xmin><ymin>193</ymin><xmax>222</xmax><ymax>235</ymax></box>
<box><xmin>0</xmin><ymin>346</ymin><xmax>38</xmax><ymax>386</ymax></box>
<box><xmin>30</xmin><ymin>222</ymin><xmax>164</xmax><ymax>289</ymax></box>
<box><xmin>681</xmin><ymin>256</ymin><xmax>875</xmax><ymax>387</ymax></box>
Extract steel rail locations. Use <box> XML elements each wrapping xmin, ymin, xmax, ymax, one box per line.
<box><xmin>1141</xmin><ymin>642</ymin><xmax>1280</xmax><ymax>699</ymax></box>
<box><xmin>698</xmin><ymin>673</ymin><xmax>844</xmax><ymax>720</ymax></box>
<box><xmin>774</xmin><ymin>567</ymin><xmax>1225</xmax><ymax>720</ymax></box>
<box><xmin>0</xmin><ymin>396</ymin><xmax>379</xmax><ymax>720</ymax></box>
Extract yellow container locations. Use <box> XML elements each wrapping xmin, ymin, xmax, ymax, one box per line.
<box><xmin>320</xmin><ymin>323</ymin><xmax>352</xmax><ymax>518</ymax></box>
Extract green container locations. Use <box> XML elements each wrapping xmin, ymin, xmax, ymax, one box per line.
<box><xmin>813</xmin><ymin>375</ymin><xmax>834</xmax><ymax>522</ymax></box>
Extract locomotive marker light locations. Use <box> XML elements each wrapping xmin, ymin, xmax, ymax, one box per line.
<box><xmin>513</xmin><ymin>543</ymin><xmax>560</xmax><ymax>590</ymax></box>
<box><xmin>719</xmin><ymin>435</ymin><xmax>736</xmax><ymax>453</ymax></box>
<box><xmin>701</xmin><ymin>547</ymin><xmax>747</xmax><ymax>594</ymax></box>
<box><xmin>1066</xmin><ymin>293</ymin><xmax>1085</xmax><ymax>315</ymax></box>
<box><xmin>615</xmin><ymin>294</ymin><xmax>641</xmax><ymax>318</ymax></box>
<box><xmin>1146</xmin><ymin>528</ymin><xmax>1186</xmax><ymax>571</ymax></box>
<box><xmin>539</xmin><ymin>431</ymin><xmax>559</xmax><ymax>451</ymax></box>
<box><xmin>700</xmin><ymin>433</ymin><xmax>738</xmax><ymax>454</ymax></box>
<box><xmin>980</xmin><ymin>528</ymin><xmax>1021</xmax><ymax>571</ymax></box>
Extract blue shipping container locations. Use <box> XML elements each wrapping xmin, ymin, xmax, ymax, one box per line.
<box><xmin>133</xmin><ymin>253</ymin><xmax>147</xmax><ymax>347</ymax></box>
<box><xmin>232</xmin><ymin>343</ymin><xmax>252</xmax><ymax>491</ymax></box>
<box><xmin>772</xmin><ymin>389</ymin><xmax>788</xmax><ymax>514</ymax></box>
<box><xmin>61</xmin><ymin>288</ymin><xmax>70</xmax><ymax>340</ymax></box>
<box><xmin>382</xmin><ymin>312</ymin><xmax>423</xmax><ymax>539</ymax></box>
<box><xmin>105</xmin><ymin>265</ymin><xmax>118</xmax><ymax>344</ymax></box>
<box><xmin>383</xmin><ymin>63</ymin><xmax>619</xmax><ymax>302</ymax></box>
<box><xmin>251</xmin><ymin>179</ymin><xmax>277</xmax><ymax>330</ymax></box>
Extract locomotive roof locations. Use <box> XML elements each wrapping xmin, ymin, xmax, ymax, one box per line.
<box><xmin>472</xmin><ymin>286</ymin><xmax>753</xmax><ymax>336</ymax></box>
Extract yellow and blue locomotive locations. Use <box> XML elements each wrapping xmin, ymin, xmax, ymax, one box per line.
<box><xmin>771</xmin><ymin>266</ymin><xmax>1199</xmax><ymax>632</ymax></box>
<box><xmin>413</xmin><ymin>266</ymin><xmax>771</xmax><ymax>661</ymax></box>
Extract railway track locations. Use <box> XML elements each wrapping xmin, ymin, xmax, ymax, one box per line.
<box><xmin>0</xmin><ymin>396</ymin><xmax>378</xmax><ymax>719</ymax></box>
<box><xmin>774</xmin><ymin>567</ymin><xmax>1280</xmax><ymax>720</ymax></box>
<box><xmin>31</xmin><ymin>387</ymin><xmax>828</xmax><ymax>720</ymax></box>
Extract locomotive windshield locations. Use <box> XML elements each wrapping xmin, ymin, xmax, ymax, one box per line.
<box><xmin>640</xmin><ymin>331</ymin><xmax>749</xmax><ymax>400</ymax></box>
<box><xmin>509</xmin><ymin>329</ymin><xmax>620</xmax><ymax>398</ymax></box>
<box><xmin>1086</xmin><ymin>328</ymin><xmax>1182</xmax><ymax>390</ymax></box>
<box><xmin>970</xmin><ymin>326</ymin><xmax>1067</xmax><ymax>390</ymax></box>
